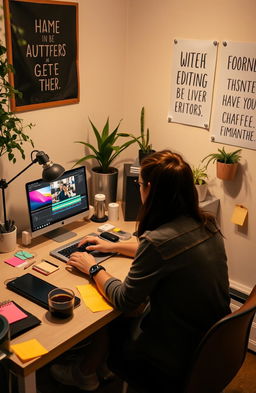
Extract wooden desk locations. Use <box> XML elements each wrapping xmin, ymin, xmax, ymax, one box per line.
<box><xmin>1</xmin><ymin>217</ymin><xmax>136</xmax><ymax>393</ymax></box>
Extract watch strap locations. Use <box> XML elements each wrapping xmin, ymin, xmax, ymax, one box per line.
<box><xmin>89</xmin><ymin>264</ymin><xmax>106</xmax><ymax>280</ymax></box>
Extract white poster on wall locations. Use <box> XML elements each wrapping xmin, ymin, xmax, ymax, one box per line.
<box><xmin>211</xmin><ymin>41</ymin><xmax>256</xmax><ymax>150</ymax></box>
<box><xmin>168</xmin><ymin>39</ymin><xmax>218</xmax><ymax>128</ymax></box>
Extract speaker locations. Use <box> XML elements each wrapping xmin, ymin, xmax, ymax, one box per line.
<box><xmin>122</xmin><ymin>164</ymin><xmax>142</xmax><ymax>221</ymax></box>
<box><xmin>22</xmin><ymin>231</ymin><xmax>32</xmax><ymax>246</ymax></box>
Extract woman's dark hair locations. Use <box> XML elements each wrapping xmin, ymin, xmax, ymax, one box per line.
<box><xmin>137</xmin><ymin>149</ymin><xmax>214</xmax><ymax>237</ymax></box>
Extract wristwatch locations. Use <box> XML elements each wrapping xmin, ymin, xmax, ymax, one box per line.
<box><xmin>89</xmin><ymin>264</ymin><xmax>106</xmax><ymax>280</ymax></box>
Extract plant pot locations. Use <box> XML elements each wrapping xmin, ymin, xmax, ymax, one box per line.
<box><xmin>139</xmin><ymin>149</ymin><xmax>156</xmax><ymax>164</ymax></box>
<box><xmin>91</xmin><ymin>167</ymin><xmax>118</xmax><ymax>206</ymax></box>
<box><xmin>195</xmin><ymin>183</ymin><xmax>208</xmax><ymax>202</ymax></box>
<box><xmin>216</xmin><ymin>162</ymin><xmax>238</xmax><ymax>181</ymax></box>
<box><xmin>0</xmin><ymin>226</ymin><xmax>17</xmax><ymax>253</ymax></box>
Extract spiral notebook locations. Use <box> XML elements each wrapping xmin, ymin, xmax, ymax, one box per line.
<box><xmin>0</xmin><ymin>300</ymin><xmax>41</xmax><ymax>339</ymax></box>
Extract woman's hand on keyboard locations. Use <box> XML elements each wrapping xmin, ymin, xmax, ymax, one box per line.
<box><xmin>78</xmin><ymin>236</ymin><xmax>116</xmax><ymax>253</ymax></box>
<box><xmin>67</xmin><ymin>251</ymin><xmax>95</xmax><ymax>275</ymax></box>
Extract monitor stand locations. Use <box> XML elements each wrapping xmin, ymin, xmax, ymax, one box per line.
<box><xmin>44</xmin><ymin>227</ymin><xmax>77</xmax><ymax>243</ymax></box>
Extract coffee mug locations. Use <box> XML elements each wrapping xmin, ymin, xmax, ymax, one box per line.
<box><xmin>48</xmin><ymin>288</ymin><xmax>75</xmax><ymax>319</ymax></box>
<box><xmin>0</xmin><ymin>315</ymin><xmax>10</xmax><ymax>359</ymax></box>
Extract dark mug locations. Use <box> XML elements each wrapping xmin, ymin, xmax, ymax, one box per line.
<box><xmin>0</xmin><ymin>315</ymin><xmax>10</xmax><ymax>359</ymax></box>
<box><xmin>48</xmin><ymin>288</ymin><xmax>75</xmax><ymax>319</ymax></box>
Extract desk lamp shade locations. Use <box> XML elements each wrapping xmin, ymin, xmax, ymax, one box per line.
<box><xmin>35</xmin><ymin>151</ymin><xmax>65</xmax><ymax>181</ymax></box>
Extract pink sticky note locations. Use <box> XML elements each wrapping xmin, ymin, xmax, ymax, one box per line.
<box><xmin>0</xmin><ymin>301</ymin><xmax>27</xmax><ymax>324</ymax></box>
<box><xmin>4</xmin><ymin>256</ymin><xmax>26</xmax><ymax>267</ymax></box>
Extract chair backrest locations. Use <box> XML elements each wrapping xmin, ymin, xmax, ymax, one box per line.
<box><xmin>184</xmin><ymin>285</ymin><xmax>256</xmax><ymax>393</ymax></box>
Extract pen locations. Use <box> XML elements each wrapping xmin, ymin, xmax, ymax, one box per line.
<box><xmin>41</xmin><ymin>259</ymin><xmax>59</xmax><ymax>268</ymax></box>
<box><xmin>24</xmin><ymin>260</ymin><xmax>36</xmax><ymax>270</ymax></box>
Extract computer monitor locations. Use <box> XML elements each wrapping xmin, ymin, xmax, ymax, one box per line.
<box><xmin>25</xmin><ymin>166</ymin><xmax>90</xmax><ymax>242</ymax></box>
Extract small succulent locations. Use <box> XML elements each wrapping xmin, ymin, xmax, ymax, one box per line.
<box><xmin>192</xmin><ymin>164</ymin><xmax>208</xmax><ymax>185</ymax></box>
<box><xmin>202</xmin><ymin>147</ymin><xmax>242</xmax><ymax>168</ymax></box>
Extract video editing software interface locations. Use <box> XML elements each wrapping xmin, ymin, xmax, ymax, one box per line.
<box><xmin>26</xmin><ymin>166</ymin><xmax>89</xmax><ymax>233</ymax></box>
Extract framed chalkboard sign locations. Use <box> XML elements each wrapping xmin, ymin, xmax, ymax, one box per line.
<box><xmin>3</xmin><ymin>0</ymin><xmax>79</xmax><ymax>112</ymax></box>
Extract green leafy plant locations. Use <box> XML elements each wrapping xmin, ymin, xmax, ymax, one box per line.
<box><xmin>202</xmin><ymin>146</ymin><xmax>242</xmax><ymax>168</ymax></box>
<box><xmin>192</xmin><ymin>164</ymin><xmax>208</xmax><ymax>185</ymax></box>
<box><xmin>0</xmin><ymin>43</ymin><xmax>34</xmax><ymax>163</ymax></box>
<box><xmin>74</xmin><ymin>117</ymin><xmax>136</xmax><ymax>173</ymax></box>
<box><xmin>130</xmin><ymin>106</ymin><xmax>152</xmax><ymax>153</ymax></box>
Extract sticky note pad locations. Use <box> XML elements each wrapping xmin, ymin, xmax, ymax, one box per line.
<box><xmin>4</xmin><ymin>256</ymin><xmax>26</xmax><ymax>267</ymax></box>
<box><xmin>32</xmin><ymin>261</ymin><xmax>59</xmax><ymax>275</ymax></box>
<box><xmin>0</xmin><ymin>301</ymin><xmax>27</xmax><ymax>324</ymax></box>
<box><xmin>231</xmin><ymin>205</ymin><xmax>248</xmax><ymax>226</ymax></box>
<box><xmin>11</xmin><ymin>339</ymin><xmax>48</xmax><ymax>362</ymax></box>
<box><xmin>15</xmin><ymin>251</ymin><xmax>34</xmax><ymax>259</ymax></box>
<box><xmin>77</xmin><ymin>284</ymin><xmax>113</xmax><ymax>312</ymax></box>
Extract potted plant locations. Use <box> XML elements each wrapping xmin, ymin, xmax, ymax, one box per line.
<box><xmin>74</xmin><ymin>117</ymin><xmax>136</xmax><ymax>204</ymax></box>
<box><xmin>0</xmin><ymin>41</ymin><xmax>34</xmax><ymax>249</ymax></box>
<box><xmin>192</xmin><ymin>164</ymin><xmax>208</xmax><ymax>202</ymax></box>
<box><xmin>0</xmin><ymin>45</ymin><xmax>34</xmax><ymax>163</ymax></box>
<box><xmin>202</xmin><ymin>146</ymin><xmax>242</xmax><ymax>181</ymax></box>
<box><xmin>131</xmin><ymin>107</ymin><xmax>155</xmax><ymax>164</ymax></box>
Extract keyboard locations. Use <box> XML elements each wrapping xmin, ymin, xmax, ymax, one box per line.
<box><xmin>50</xmin><ymin>233</ymin><xmax>115</xmax><ymax>264</ymax></box>
<box><xmin>58</xmin><ymin>241</ymin><xmax>94</xmax><ymax>259</ymax></box>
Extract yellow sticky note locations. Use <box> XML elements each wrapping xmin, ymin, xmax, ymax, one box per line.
<box><xmin>77</xmin><ymin>284</ymin><xmax>113</xmax><ymax>312</ymax></box>
<box><xmin>11</xmin><ymin>339</ymin><xmax>48</xmax><ymax>362</ymax></box>
<box><xmin>231</xmin><ymin>205</ymin><xmax>248</xmax><ymax>226</ymax></box>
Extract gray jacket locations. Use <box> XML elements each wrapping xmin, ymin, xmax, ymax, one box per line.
<box><xmin>105</xmin><ymin>215</ymin><xmax>230</xmax><ymax>375</ymax></box>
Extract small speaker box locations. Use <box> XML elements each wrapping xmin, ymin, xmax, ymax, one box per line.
<box><xmin>122</xmin><ymin>164</ymin><xmax>142</xmax><ymax>221</ymax></box>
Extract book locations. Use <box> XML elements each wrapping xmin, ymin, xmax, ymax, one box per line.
<box><xmin>0</xmin><ymin>300</ymin><xmax>41</xmax><ymax>339</ymax></box>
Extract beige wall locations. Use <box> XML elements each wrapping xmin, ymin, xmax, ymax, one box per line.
<box><xmin>1</xmin><ymin>0</ymin><xmax>256</xmax><ymax>291</ymax></box>
<box><xmin>0</xmin><ymin>0</ymin><xmax>130</xmax><ymax>231</ymax></box>
<box><xmin>123</xmin><ymin>0</ymin><xmax>256</xmax><ymax>292</ymax></box>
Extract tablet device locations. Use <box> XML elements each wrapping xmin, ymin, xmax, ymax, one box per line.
<box><xmin>6</xmin><ymin>273</ymin><xmax>80</xmax><ymax>309</ymax></box>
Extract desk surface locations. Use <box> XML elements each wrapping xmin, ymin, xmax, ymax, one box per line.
<box><xmin>1</xmin><ymin>216</ymin><xmax>136</xmax><ymax>377</ymax></box>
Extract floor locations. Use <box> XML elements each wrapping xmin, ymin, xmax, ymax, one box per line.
<box><xmin>11</xmin><ymin>350</ymin><xmax>256</xmax><ymax>393</ymax></box>
<box><xmin>224</xmin><ymin>351</ymin><xmax>256</xmax><ymax>393</ymax></box>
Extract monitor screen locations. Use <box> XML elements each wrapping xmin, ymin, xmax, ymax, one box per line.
<box><xmin>25</xmin><ymin>166</ymin><xmax>90</xmax><ymax>240</ymax></box>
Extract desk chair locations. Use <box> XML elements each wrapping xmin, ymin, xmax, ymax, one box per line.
<box><xmin>119</xmin><ymin>285</ymin><xmax>256</xmax><ymax>393</ymax></box>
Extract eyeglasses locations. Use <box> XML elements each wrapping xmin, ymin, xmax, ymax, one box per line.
<box><xmin>134</xmin><ymin>179</ymin><xmax>144</xmax><ymax>187</ymax></box>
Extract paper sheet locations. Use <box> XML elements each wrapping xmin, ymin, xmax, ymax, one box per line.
<box><xmin>231</xmin><ymin>205</ymin><xmax>248</xmax><ymax>226</ymax></box>
<box><xmin>11</xmin><ymin>339</ymin><xmax>48</xmax><ymax>362</ymax></box>
<box><xmin>77</xmin><ymin>284</ymin><xmax>113</xmax><ymax>312</ymax></box>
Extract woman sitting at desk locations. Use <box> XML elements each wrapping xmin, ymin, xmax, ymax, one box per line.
<box><xmin>51</xmin><ymin>150</ymin><xmax>230</xmax><ymax>392</ymax></box>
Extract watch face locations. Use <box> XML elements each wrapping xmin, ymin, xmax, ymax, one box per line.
<box><xmin>89</xmin><ymin>264</ymin><xmax>105</xmax><ymax>279</ymax></box>
<box><xmin>90</xmin><ymin>265</ymin><xmax>100</xmax><ymax>275</ymax></box>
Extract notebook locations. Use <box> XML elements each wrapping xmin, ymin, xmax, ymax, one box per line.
<box><xmin>0</xmin><ymin>300</ymin><xmax>41</xmax><ymax>339</ymax></box>
<box><xmin>50</xmin><ymin>233</ymin><xmax>115</xmax><ymax>263</ymax></box>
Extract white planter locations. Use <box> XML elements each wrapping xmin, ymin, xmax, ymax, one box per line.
<box><xmin>195</xmin><ymin>184</ymin><xmax>208</xmax><ymax>202</ymax></box>
<box><xmin>0</xmin><ymin>226</ymin><xmax>17</xmax><ymax>253</ymax></box>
